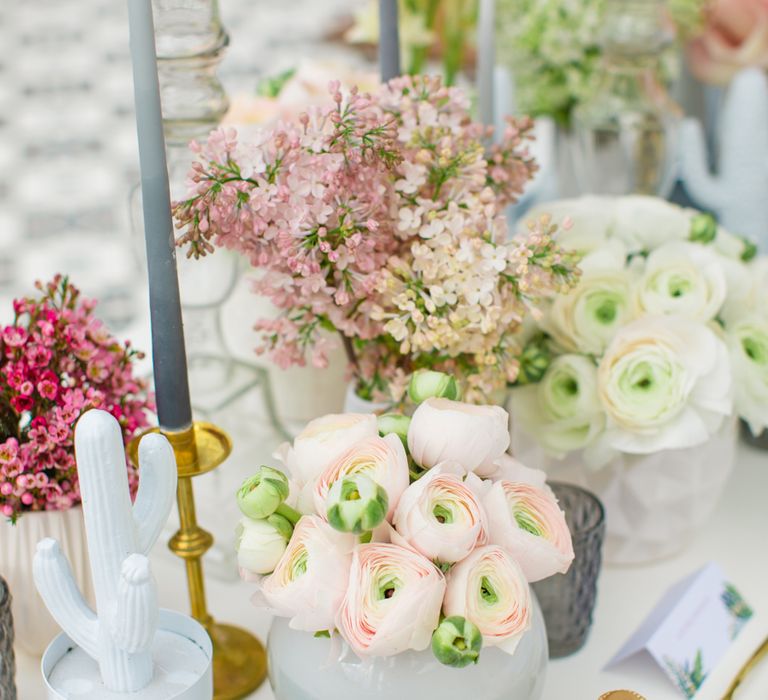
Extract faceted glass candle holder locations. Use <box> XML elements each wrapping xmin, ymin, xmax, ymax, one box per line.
<box><xmin>531</xmin><ymin>482</ymin><xmax>605</xmax><ymax>658</ymax></box>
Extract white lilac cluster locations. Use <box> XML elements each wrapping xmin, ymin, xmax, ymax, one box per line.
<box><xmin>511</xmin><ymin>196</ymin><xmax>768</xmax><ymax>467</ymax></box>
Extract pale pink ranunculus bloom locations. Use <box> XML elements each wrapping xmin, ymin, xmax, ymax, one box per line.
<box><xmin>281</xmin><ymin>412</ymin><xmax>379</xmax><ymax>485</ymax></box>
<box><xmin>481</xmin><ymin>453</ymin><xmax>548</xmax><ymax>488</ymax></box>
<box><xmin>407</xmin><ymin>398</ymin><xmax>510</xmax><ymax>474</ymax></box>
<box><xmin>313</xmin><ymin>434</ymin><xmax>410</xmax><ymax>519</ymax></box>
<box><xmin>483</xmin><ymin>481</ymin><xmax>574</xmax><ymax>583</ymax></box>
<box><xmin>259</xmin><ymin>515</ymin><xmax>356</xmax><ymax>632</ymax></box>
<box><xmin>393</xmin><ymin>464</ymin><xmax>488</xmax><ymax>564</ymax></box>
<box><xmin>337</xmin><ymin>543</ymin><xmax>446</xmax><ymax>657</ymax></box>
<box><xmin>443</xmin><ymin>545</ymin><xmax>532</xmax><ymax>655</ymax></box>
<box><xmin>688</xmin><ymin>0</ymin><xmax>768</xmax><ymax>86</ymax></box>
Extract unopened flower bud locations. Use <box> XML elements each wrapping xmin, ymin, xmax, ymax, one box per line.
<box><xmin>408</xmin><ymin>370</ymin><xmax>459</xmax><ymax>404</ymax></box>
<box><xmin>431</xmin><ymin>616</ymin><xmax>483</xmax><ymax>668</ymax></box>
<box><xmin>237</xmin><ymin>466</ymin><xmax>290</xmax><ymax>520</ymax></box>
<box><xmin>689</xmin><ymin>213</ymin><xmax>717</xmax><ymax>244</ymax></box>
<box><xmin>741</xmin><ymin>236</ymin><xmax>758</xmax><ymax>262</ymax></box>
<box><xmin>377</xmin><ymin>412</ymin><xmax>411</xmax><ymax>447</ymax></box>
<box><xmin>326</xmin><ymin>474</ymin><xmax>388</xmax><ymax>534</ymax></box>
<box><xmin>516</xmin><ymin>341</ymin><xmax>551</xmax><ymax>385</ymax></box>
<box><xmin>235</xmin><ymin>515</ymin><xmax>292</xmax><ymax>576</ymax></box>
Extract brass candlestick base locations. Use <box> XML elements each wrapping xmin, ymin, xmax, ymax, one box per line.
<box><xmin>129</xmin><ymin>422</ymin><xmax>267</xmax><ymax>699</ymax></box>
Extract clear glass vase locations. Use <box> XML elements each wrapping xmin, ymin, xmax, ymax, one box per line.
<box><xmin>267</xmin><ymin>595</ymin><xmax>548</xmax><ymax>700</ymax></box>
<box><xmin>571</xmin><ymin>0</ymin><xmax>680</xmax><ymax>197</ymax></box>
<box><xmin>129</xmin><ymin>0</ymin><xmax>291</xmax><ymax>580</ymax></box>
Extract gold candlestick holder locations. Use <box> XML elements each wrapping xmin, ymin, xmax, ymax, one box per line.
<box><xmin>129</xmin><ymin>422</ymin><xmax>266</xmax><ymax>699</ymax></box>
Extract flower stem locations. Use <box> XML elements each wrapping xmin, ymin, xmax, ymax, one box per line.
<box><xmin>275</xmin><ymin>503</ymin><xmax>301</xmax><ymax>526</ymax></box>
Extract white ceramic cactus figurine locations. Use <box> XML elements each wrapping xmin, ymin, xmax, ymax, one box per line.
<box><xmin>33</xmin><ymin>409</ymin><xmax>176</xmax><ymax>693</ymax></box>
<box><xmin>681</xmin><ymin>67</ymin><xmax>768</xmax><ymax>242</ymax></box>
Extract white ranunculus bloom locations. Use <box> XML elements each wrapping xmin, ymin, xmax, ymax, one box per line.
<box><xmin>523</xmin><ymin>196</ymin><xmax>616</xmax><ymax>254</ymax></box>
<box><xmin>721</xmin><ymin>257</ymin><xmax>768</xmax><ymax>325</ymax></box>
<box><xmin>634</xmin><ymin>241</ymin><xmax>727</xmax><ymax>321</ymax></box>
<box><xmin>612</xmin><ymin>196</ymin><xmax>693</xmax><ymax>251</ymax></box>
<box><xmin>726</xmin><ymin>315</ymin><xmax>768</xmax><ymax>435</ymax></box>
<box><xmin>236</xmin><ymin>517</ymin><xmax>289</xmax><ymax>576</ymax></box>
<box><xmin>511</xmin><ymin>355</ymin><xmax>605</xmax><ymax>456</ymax></box>
<box><xmin>595</xmin><ymin>316</ymin><xmax>732</xmax><ymax>457</ymax></box>
<box><xmin>542</xmin><ymin>242</ymin><xmax>636</xmax><ymax>356</ymax></box>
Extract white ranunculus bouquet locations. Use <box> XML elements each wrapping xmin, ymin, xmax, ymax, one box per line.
<box><xmin>236</xmin><ymin>372</ymin><xmax>573</xmax><ymax>667</ymax></box>
<box><xmin>511</xmin><ymin>195</ymin><xmax>767</xmax><ymax>467</ymax></box>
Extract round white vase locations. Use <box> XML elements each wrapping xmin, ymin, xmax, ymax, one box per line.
<box><xmin>41</xmin><ymin>609</ymin><xmax>213</xmax><ymax>700</ymax></box>
<box><xmin>0</xmin><ymin>506</ymin><xmax>92</xmax><ymax>655</ymax></box>
<box><xmin>267</xmin><ymin>596</ymin><xmax>548</xmax><ymax>700</ymax></box>
<box><xmin>510</xmin><ymin>417</ymin><xmax>738</xmax><ymax>565</ymax></box>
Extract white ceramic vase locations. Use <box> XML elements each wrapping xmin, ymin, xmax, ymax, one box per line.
<box><xmin>0</xmin><ymin>506</ymin><xmax>92</xmax><ymax>655</ymax></box>
<box><xmin>510</xmin><ymin>418</ymin><xmax>738</xmax><ymax>565</ymax></box>
<box><xmin>342</xmin><ymin>384</ymin><xmax>391</xmax><ymax>414</ymax></box>
<box><xmin>267</xmin><ymin>595</ymin><xmax>548</xmax><ymax>700</ymax></box>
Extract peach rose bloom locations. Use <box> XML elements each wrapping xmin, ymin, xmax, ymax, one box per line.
<box><xmin>688</xmin><ymin>0</ymin><xmax>768</xmax><ymax>85</ymax></box>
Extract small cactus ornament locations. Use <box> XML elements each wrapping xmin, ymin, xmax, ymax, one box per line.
<box><xmin>33</xmin><ymin>410</ymin><xmax>176</xmax><ymax>693</ymax></box>
<box><xmin>681</xmin><ymin>67</ymin><xmax>768</xmax><ymax>244</ymax></box>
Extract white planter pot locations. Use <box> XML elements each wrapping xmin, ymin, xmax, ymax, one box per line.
<box><xmin>342</xmin><ymin>384</ymin><xmax>391</xmax><ymax>414</ymax></box>
<box><xmin>0</xmin><ymin>506</ymin><xmax>92</xmax><ymax>655</ymax></box>
<box><xmin>41</xmin><ymin>609</ymin><xmax>212</xmax><ymax>699</ymax></box>
<box><xmin>510</xmin><ymin>418</ymin><xmax>738</xmax><ymax>565</ymax></box>
<box><xmin>267</xmin><ymin>595</ymin><xmax>548</xmax><ymax>700</ymax></box>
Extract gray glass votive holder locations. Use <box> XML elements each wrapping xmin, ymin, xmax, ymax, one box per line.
<box><xmin>531</xmin><ymin>482</ymin><xmax>605</xmax><ymax>658</ymax></box>
<box><xmin>0</xmin><ymin>575</ymin><xmax>16</xmax><ymax>700</ymax></box>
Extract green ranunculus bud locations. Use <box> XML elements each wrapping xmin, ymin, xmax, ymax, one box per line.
<box><xmin>431</xmin><ymin>616</ymin><xmax>483</xmax><ymax>668</ymax></box>
<box><xmin>689</xmin><ymin>213</ymin><xmax>717</xmax><ymax>244</ymax></box>
<box><xmin>377</xmin><ymin>412</ymin><xmax>411</xmax><ymax>447</ymax></box>
<box><xmin>740</xmin><ymin>236</ymin><xmax>758</xmax><ymax>262</ymax></box>
<box><xmin>326</xmin><ymin>474</ymin><xmax>388</xmax><ymax>534</ymax></box>
<box><xmin>516</xmin><ymin>341</ymin><xmax>551</xmax><ymax>385</ymax></box>
<box><xmin>236</xmin><ymin>466</ymin><xmax>290</xmax><ymax>520</ymax></box>
<box><xmin>408</xmin><ymin>370</ymin><xmax>459</xmax><ymax>404</ymax></box>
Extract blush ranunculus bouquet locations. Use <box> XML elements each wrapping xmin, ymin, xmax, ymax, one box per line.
<box><xmin>510</xmin><ymin>195</ymin><xmax>767</xmax><ymax>467</ymax></box>
<box><xmin>173</xmin><ymin>75</ymin><xmax>579</xmax><ymax>405</ymax></box>
<box><xmin>234</xmin><ymin>371</ymin><xmax>573</xmax><ymax>667</ymax></box>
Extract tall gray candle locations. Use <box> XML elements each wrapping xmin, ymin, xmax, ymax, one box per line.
<box><xmin>379</xmin><ymin>0</ymin><xmax>401</xmax><ymax>82</ymax></box>
<box><xmin>477</xmin><ymin>0</ymin><xmax>496</xmax><ymax>127</ymax></box>
<box><xmin>127</xmin><ymin>0</ymin><xmax>193</xmax><ymax>431</ymax></box>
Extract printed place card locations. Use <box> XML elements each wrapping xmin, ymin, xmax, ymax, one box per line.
<box><xmin>606</xmin><ymin>562</ymin><xmax>754</xmax><ymax>699</ymax></box>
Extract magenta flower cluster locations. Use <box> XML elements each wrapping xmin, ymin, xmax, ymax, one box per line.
<box><xmin>0</xmin><ymin>276</ymin><xmax>152</xmax><ymax>521</ymax></box>
<box><xmin>174</xmin><ymin>75</ymin><xmax>578</xmax><ymax>401</ymax></box>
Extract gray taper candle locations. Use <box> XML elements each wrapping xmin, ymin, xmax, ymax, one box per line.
<box><xmin>127</xmin><ymin>0</ymin><xmax>193</xmax><ymax>431</ymax></box>
<box><xmin>477</xmin><ymin>0</ymin><xmax>496</xmax><ymax>127</ymax></box>
<box><xmin>379</xmin><ymin>0</ymin><xmax>401</xmax><ymax>82</ymax></box>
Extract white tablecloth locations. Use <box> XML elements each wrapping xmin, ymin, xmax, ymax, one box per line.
<box><xmin>15</xmin><ymin>441</ymin><xmax>768</xmax><ymax>699</ymax></box>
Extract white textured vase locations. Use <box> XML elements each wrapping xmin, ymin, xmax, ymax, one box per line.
<box><xmin>511</xmin><ymin>418</ymin><xmax>738</xmax><ymax>565</ymax></box>
<box><xmin>342</xmin><ymin>384</ymin><xmax>391</xmax><ymax>414</ymax></box>
<box><xmin>267</xmin><ymin>596</ymin><xmax>548</xmax><ymax>700</ymax></box>
<box><xmin>0</xmin><ymin>507</ymin><xmax>92</xmax><ymax>655</ymax></box>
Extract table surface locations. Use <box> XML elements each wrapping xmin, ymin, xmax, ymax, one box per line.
<box><xmin>4</xmin><ymin>0</ymin><xmax>768</xmax><ymax>697</ymax></box>
<box><xmin>15</xmin><ymin>440</ymin><xmax>768</xmax><ymax>699</ymax></box>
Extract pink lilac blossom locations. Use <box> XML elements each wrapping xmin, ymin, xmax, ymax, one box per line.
<box><xmin>174</xmin><ymin>75</ymin><xmax>579</xmax><ymax>402</ymax></box>
<box><xmin>0</xmin><ymin>276</ymin><xmax>152</xmax><ymax>521</ymax></box>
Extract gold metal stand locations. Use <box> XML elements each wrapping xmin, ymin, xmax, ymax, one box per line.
<box><xmin>129</xmin><ymin>422</ymin><xmax>267</xmax><ymax>699</ymax></box>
